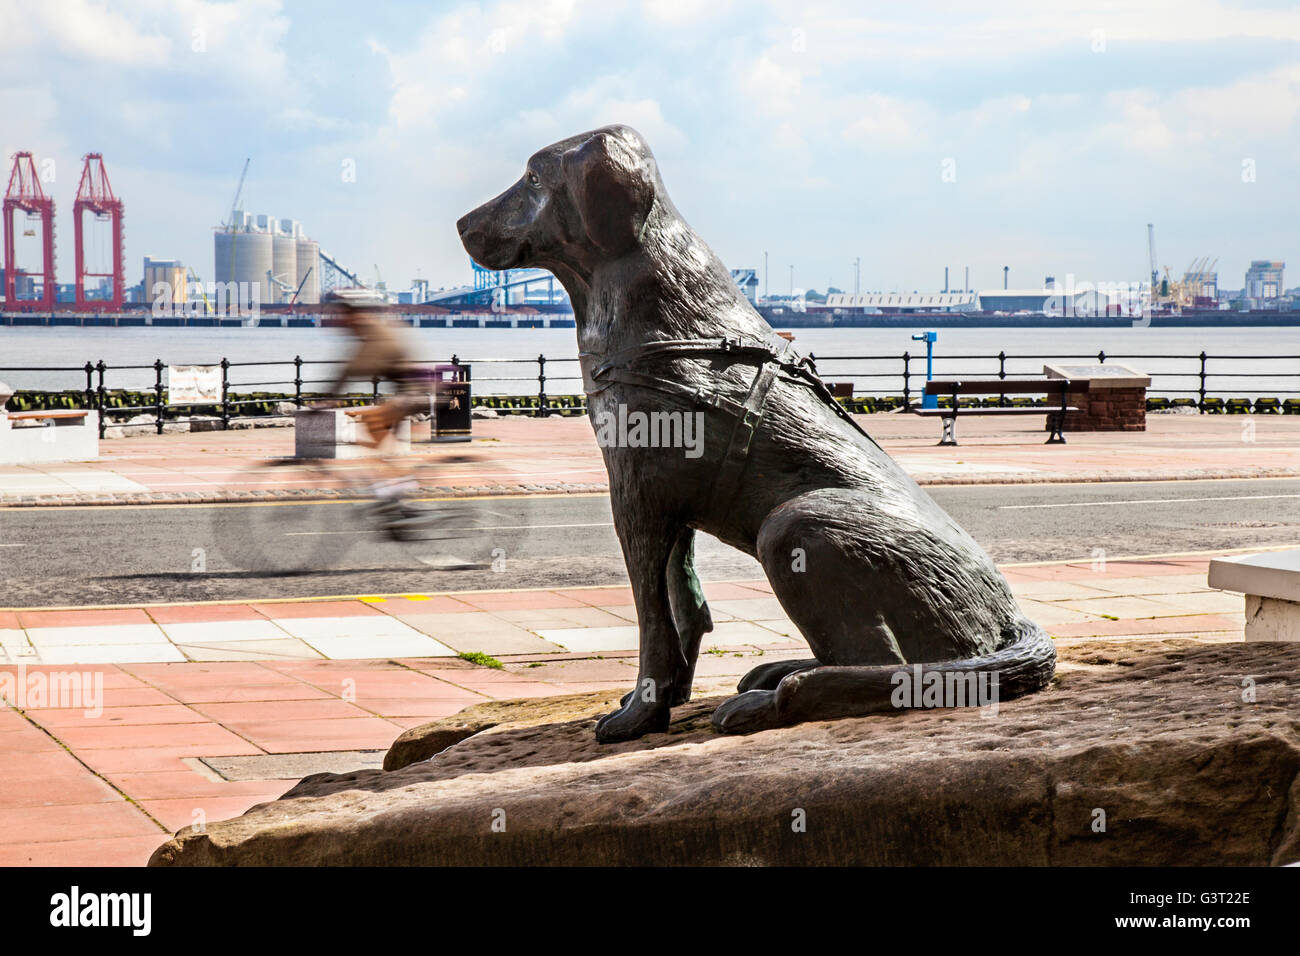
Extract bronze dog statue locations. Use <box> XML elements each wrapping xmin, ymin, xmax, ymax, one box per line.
<box><xmin>458</xmin><ymin>125</ymin><xmax>1054</xmax><ymax>743</ymax></box>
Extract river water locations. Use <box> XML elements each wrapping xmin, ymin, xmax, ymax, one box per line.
<box><xmin>2</xmin><ymin>324</ymin><xmax>1298</xmax><ymax>398</ymax></box>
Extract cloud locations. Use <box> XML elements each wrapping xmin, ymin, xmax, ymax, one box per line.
<box><xmin>842</xmin><ymin>93</ymin><xmax>933</xmax><ymax>148</ymax></box>
<box><xmin>31</xmin><ymin>0</ymin><xmax>172</xmax><ymax>65</ymax></box>
<box><xmin>5</xmin><ymin>0</ymin><xmax>1300</xmax><ymax>298</ymax></box>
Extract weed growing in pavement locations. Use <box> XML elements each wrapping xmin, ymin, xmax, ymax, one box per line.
<box><xmin>458</xmin><ymin>651</ymin><xmax>503</xmax><ymax>669</ymax></box>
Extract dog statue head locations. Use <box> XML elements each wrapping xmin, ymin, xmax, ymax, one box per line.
<box><xmin>457</xmin><ymin>125</ymin><xmax>664</xmax><ymax>282</ymax></box>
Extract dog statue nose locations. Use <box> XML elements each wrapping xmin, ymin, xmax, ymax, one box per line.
<box><xmin>456</xmin><ymin>213</ymin><xmax>472</xmax><ymax>235</ymax></box>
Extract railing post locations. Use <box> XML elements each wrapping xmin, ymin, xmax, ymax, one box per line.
<box><xmin>220</xmin><ymin>358</ymin><xmax>231</xmax><ymax>429</ymax></box>
<box><xmin>998</xmin><ymin>350</ymin><xmax>1007</xmax><ymax>406</ymax></box>
<box><xmin>537</xmin><ymin>353</ymin><xmax>548</xmax><ymax>418</ymax></box>
<box><xmin>1098</xmin><ymin>350</ymin><xmax>1106</xmax><ymax>364</ymax></box>
<box><xmin>902</xmin><ymin>351</ymin><xmax>911</xmax><ymax>409</ymax></box>
<box><xmin>153</xmin><ymin>359</ymin><xmax>165</xmax><ymax>435</ymax></box>
<box><xmin>371</xmin><ymin>375</ymin><xmax>381</xmax><ymax>404</ymax></box>
<box><xmin>83</xmin><ymin>362</ymin><xmax>94</xmax><ymax>411</ymax></box>
<box><xmin>1199</xmin><ymin>351</ymin><xmax>1208</xmax><ymax>412</ymax></box>
<box><xmin>95</xmin><ymin>360</ymin><xmax>107</xmax><ymax>439</ymax></box>
<box><xmin>293</xmin><ymin>355</ymin><xmax>303</xmax><ymax>407</ymax></box>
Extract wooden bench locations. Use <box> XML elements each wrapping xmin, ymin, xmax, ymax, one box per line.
<box><xmin>914</xmin><ymin>378</ymin><xmax>1088</xmax><ymax>446</ymax></box>
<box><xmin>6</xmin><ymin>410</ymin><xmax>90</xmax><ymax>425</ymax></box>
<box><xmin>0</xmin><ymin>407</ymin><xmax>98</xmax><ymax>464</ymax></box>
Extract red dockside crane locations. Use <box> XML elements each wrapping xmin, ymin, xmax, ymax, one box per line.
<box><xmin>2</xmin><ymin>151</ymin><xmax>56</xmax><ymax>311</ymax></box>
<box><xmin>73</xmin><ymin>153</ymin><xmax>124</xmax><ymax>311</ymax></box>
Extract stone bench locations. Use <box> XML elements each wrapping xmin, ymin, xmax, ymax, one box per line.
<box><xmin>293</xmin><ymin>406</ymin><xmax>411</xmax><ymax>459</ymax></box>
<box><xmin>0</xmin><ymin>382</ymin><xmax>99</xmax><ymax>465</ymax></box>
<box><xmin>1208</xmin><ymin>549</ymin><xmax>1300</xmax><ymax>642</ymax></box>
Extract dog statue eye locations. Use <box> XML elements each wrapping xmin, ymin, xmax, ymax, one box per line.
<box><xmin>526</xmin><ymin>171</ymin><xmax>541</xmax><ymax>188</ymax></box>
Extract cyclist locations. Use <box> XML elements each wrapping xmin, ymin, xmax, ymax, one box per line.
<box><xmin>320</xmin><ymin>290</ymin><xmax>433</xmax><ymax>532</ymax></box>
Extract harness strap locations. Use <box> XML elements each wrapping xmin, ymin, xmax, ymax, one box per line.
<box><xmin>580</xmin><ymin>336</ymin><xmax>884</xmax><ymax>515</ymax></box>
<box><xmin>586</xmin><ymin>366</ymin><xmax>747</xmax><ymax>420</ymax></box>
<box><xmin>707</xmin><ymin>359</ymin><xmax>779</xmax><ymax>515</ymax></box>
<box><xmin>592</xmin><ymin>337</ymin><xmax>783</xmax><ymax>379</ymax></box>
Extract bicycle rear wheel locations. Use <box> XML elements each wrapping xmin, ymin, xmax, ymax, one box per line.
<box><xmin>379</xmin><ymin>495</ymin><xmax>528</xmax><ymax>571</ymax></box>
<box><xmin>211</xmin><ymin>461</ymin><xmax>371</xmax><ymax>574</ymax></box>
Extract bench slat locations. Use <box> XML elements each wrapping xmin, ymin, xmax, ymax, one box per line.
<box><xmin>923</xmin><ymin>378</ymin><xmax>1089</xmax><ymax>396</ymax></box>
<box><xmin>7</xmin><ymin>410</ymin><xmax>89</xmax><ymax>420</ymax></box>
<box><xmin>913</xmin><ymin>406</ymin><xmax>1081</xmax><ymax>417</ymax></box>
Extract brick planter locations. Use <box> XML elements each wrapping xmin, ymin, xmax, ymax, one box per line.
<box><xmin>1058</xmin><ymin>386</ymin><xmax>1146</xmax><ymax>431</ymax></box>
<box><xmin>1043</xmin><ymin>363</ymin><xmax>1151</xmax><ymax>433</ymax></box>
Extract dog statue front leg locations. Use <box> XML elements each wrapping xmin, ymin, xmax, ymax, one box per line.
<box><xmin>595</xmin><ymin>519</ymin><xmax>683</xmax><ymax>743</ymax></box>
<box><xmin>666</xmin><ymin>527</ymin><xmax>712</xmax><ymax>705</ymax></box>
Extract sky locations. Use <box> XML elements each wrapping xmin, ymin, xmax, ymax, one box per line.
<box><xmin>2</xmin><ymin>0</ymin><xmax>1299</xmax><ymax>297</ymax></box>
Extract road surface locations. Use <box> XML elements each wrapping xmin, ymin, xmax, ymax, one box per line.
<box><xmin>3</xmin><ymin>478</ymin><xmax>1298</xmax><ymax>607</ymax></box>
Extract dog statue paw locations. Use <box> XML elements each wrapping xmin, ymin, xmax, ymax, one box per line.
<box><xmin>595</xmin><ymin>696</ymin><xmax>671</xmax><ymax>743</ymax></box>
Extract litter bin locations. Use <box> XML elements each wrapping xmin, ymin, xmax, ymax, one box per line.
<box><xmin>430</xmin><ymin>363</ymin><xmax>471</xmax><ymax>442</ymax></box>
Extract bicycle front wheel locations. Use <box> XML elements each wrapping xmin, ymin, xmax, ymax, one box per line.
<box><xmin>211</xmin><ymin>460</ymin><xmax>371</xmax><ymax>574</ymax></box>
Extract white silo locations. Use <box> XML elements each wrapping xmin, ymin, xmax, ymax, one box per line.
<box><xmin>272</xmin><ymin>226</ymin><xmax>298</xmax><ymax>304</ymax></box>
<box><xmin>295</xmin><ymin>238</ymin><xmax>320</xmax><ymax>305</ymax></box>
<box><xmin>214</xmin><ymin>227</ymin><xmax>273</xmax><ymax>311</ymax></box>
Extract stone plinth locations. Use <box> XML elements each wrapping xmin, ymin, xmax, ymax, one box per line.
<box><xmin>149</xmin><ymin>640</ymin><xmax>1300</xmax><ymax>867</ymax></box>
<box><xmin>294</xmin><ymin>407</ymin><xmax>410</xmax><ymax>459</ymax></box>
<box><xmin>1210</xmin><ymin>549</ymin><xmax>1300</xmax><ymax>642</ymax></box>
<box><xmin>1044</xmin><ymin>363</ymin><xmax>1151</xmax><ymax>432</ymax></box>
<box><xmin>0</xmin><ymin>394</ymin><xmax>99</xmax><ymax>466</ymax></box>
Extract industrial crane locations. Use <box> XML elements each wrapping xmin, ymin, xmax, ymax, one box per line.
<box><xmin>225</xmin><ymin>158</ymin><xmax>250</xmax><ymax>231</ymax></box>
<box><xmin>266</xmin><ymin>266</ymin><xmax>314</xmax><ymax>309</ymax></box>
<box><xmin>188</xmin><ymin>267</ymin><xmax>212</xmax><ymax>314</ymax></box>
<box><xmin>1149</xmin><ymin>222</ymin><xmax>1170</xmax><ymax>297</ymax></box>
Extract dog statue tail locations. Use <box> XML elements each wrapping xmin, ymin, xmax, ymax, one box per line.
<box><xmin>714</xmin><ymin>618</ymin><xmax>1055</xmax><ymax>733</ymax></box>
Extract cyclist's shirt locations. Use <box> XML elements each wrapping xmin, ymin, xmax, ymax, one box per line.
<box><xmin>330</xmin><ymin>314</ymin><xmax>418</xmax><ymax>395</ymax></box>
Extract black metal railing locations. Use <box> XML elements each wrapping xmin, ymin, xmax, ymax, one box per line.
<box><xmin>4</xmin><ymin>349</ymin><xmax>1300</xmax><ymax>438</ymax></box>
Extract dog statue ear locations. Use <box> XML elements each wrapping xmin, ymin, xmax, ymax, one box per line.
<box><xmin>561</xmin><ymin>130</ymin><xmax>655</xmax><ymax>255</ymax></box>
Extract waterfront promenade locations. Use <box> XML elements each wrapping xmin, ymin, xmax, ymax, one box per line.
<box><xmin>4</xmin><ymin>411</ymin><xmax>1300</xmax><ymax>505</ymax></box>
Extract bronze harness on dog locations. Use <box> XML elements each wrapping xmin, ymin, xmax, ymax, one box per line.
<box><xmin>580</xmin><ymin>337</ymin><xmax>884</xmax><ymax>513</ymax></box>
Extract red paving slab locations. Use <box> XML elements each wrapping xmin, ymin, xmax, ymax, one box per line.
<box><xmin>121</xmin><ymin>661</ymin><xmax>301</xmax><ymax>685</ymax></box>
<box><xmin>141</xmin><ymin>794</ymin><xmax>288</xmax><ymax>834</ymax></box>
<box><xmin>102</xmin><ymin>772</ymin><xmax>297</xmax><ymax>802</ymax></box>
<box><xmin>47</xmin><ymin>721</ymin><xmax>260</xmax><ymax>753</ymax></box>
<box><xmin>351</xmin><ymin>698</ymin><xmax>471</xmax><ymax>719</ymax></box>
<box><xmin>453</xmin><ymin>589</ymin><xmax>587</xmax><ymax>611</ymax></box>
<box><xmin>560</xmin><ymin>586</ymin><xmax>637</xmax><ymax>606</ymax></box>
<box><xmin>189</xmin><ymin>698</ymin><xmax>375</xmax><ymax>723</ymax></box>
<box><xmin>0</xmin><ymin>664</ymin><xmax>151</xmax><ymax>690</ymax></box>
<box><xmin>75</xmin><ymin>747</ymin><xmax>247</xmax><ymax>775</ymax></box>
<box><xmin>371</xmin><ymin>595</ymin><xmax>478</xmax><ymax>613</ymax></box>
<box><xmin>0</xmin><ymin>801</ymin><xmax>160</xmax><ymax>845</ymax></box>
<box><xmin>1049</xmin><ymin>613</ymin><xmax>1240</xmax><ymax>638</ymax></box>
<box><xmin>92</xmin><ymin>687</ymin><xmax>188</xmax><ymax>707</ymax></box>
<box><xmin>15</xmin><ymin>608</ymin><xmax>154</xmax><ymax>628</ymax></box>
<box><xmin>29</xmin><ymin>704</ymin><xmax>210</xmax><ymax>728</ymax></box>
<box><xmin>0</xmin><ymin>771</ymin><xmax>122</xmax><ymax>809</ymax></box>
<box><xmin>249</xmin><ymin>600</ymin><xmax>382</xmax><ymax>619</ymax></box>
<box><xmin>702</xmin><ymin>581</ymin><xmax>780</xmax><ymax>600</ymax></box>
<box><xmin>0</xmin><ymin>834</ymin><xmax>166</xmax><ymax>867</ymax></box>
<box><xmin>0</xmin><ymin>749</ymin><xmax>90</xmax><ymax>780</ymax></box>
<box><xmin>160</xmin><ymin>681</ymin><xmax>337</xmax><ymax>704</ymax></box>
<box><xmin>145</xmin><ymin>604</ymin><xmax>265</xmax><ymax>624</ymax></box>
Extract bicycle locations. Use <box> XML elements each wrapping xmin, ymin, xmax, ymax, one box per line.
<box><xmin>210</xmin><ymin>439</ymin><xmax>515</xmax><ymax>576</ymax></box>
